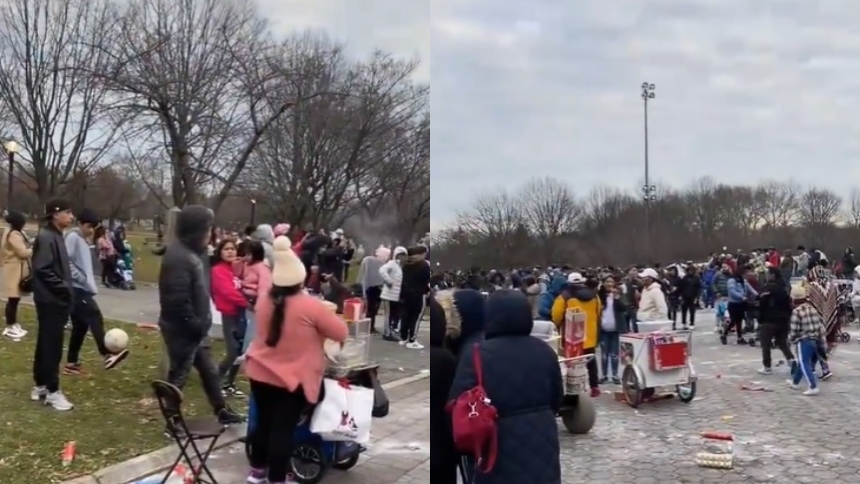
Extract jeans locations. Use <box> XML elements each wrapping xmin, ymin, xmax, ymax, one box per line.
<box><xmin>242</xmin><ymin>310</ymin><xmax>256</xmax><ymax>353</ymax></box>
<box><xmin>382</xmin><ymin>300</ymin><xmax>401</xmax><ymax>337</ymax></box>
<box><xmin>162</xmin><ymin>330</ymin><xmax>227</xmax><ymax>414</ymax></box>
<box><xmin>583</xmin><ymin>347</ymin><xmax>599</xmax><ymax>389</ymax></box>
<box><xmin>218</xmin><ymin>313</ymin><xmax>245</xmax><ymax>387</ymax></box>
<box><xmin>598</xmin><ymin>332</ymin><xmax>620</xmax><ymax>378</ymax></box>
<box><xmin>628</xmin><ymin>311</ymin><xmax>639</xmax><ymax>333</ymax></box>
<box><xmin>792</xmin><ymin>338</ymin><xmax>818</xmax><ymax>389</ymax></box>
<box><xmin>67</xmin><ymin>288</ymin><xmax>109</xmax><ymax>363</ymax></box>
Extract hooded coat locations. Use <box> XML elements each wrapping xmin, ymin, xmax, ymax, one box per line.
<box><xmin>429</xmin><ymin>296</ymin><xmax>459</xmax><ymax>484</ymax></box>
<box><xmin>158</xmin><ymin>205</ymin><xmax>214</xmax><ymax>341</ymax></box>
<box><xmin>251</xmin><ymin>224</ymin><xmax>275</xmax><ymax>267</ymax></box>
<box><xmin>449</xmin><ymin>290</ymin><xmax>562</xmax><ymax>484</ymax></box>
<box><xmin>438</xmin><ymin>288</ymin><xmax>486</xmax><ymax>358</ymax></box>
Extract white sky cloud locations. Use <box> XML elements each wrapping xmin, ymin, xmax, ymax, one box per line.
<box><xmin>429</xmin><ymin>0</ymin><xmax>860</xmax><ymax>229</ymax></box>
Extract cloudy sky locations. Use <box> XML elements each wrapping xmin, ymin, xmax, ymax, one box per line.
<box><xmin>427</xmin><ymin>0</ymin><xmax>860</xmax><ymax>230</ymax></box>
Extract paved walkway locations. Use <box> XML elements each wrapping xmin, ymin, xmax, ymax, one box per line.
<box><xmin>135</xmin><ymin>379</ymin><xmax>430</xmax><ymax>484</ymax></box>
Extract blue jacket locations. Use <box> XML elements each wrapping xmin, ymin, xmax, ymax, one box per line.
<box><xmin>536</xmin><ymin>276</ymin><xmax>567</xmax><ymax>320</ymax></box>
<box><xmin>450</xmin><ymin>290</ymin><xmax>563</xmax><ymax>484</ymax></box>
<box><xmin>703</xmin><ymin>268</ymin><xmax>716</xmax><ymax>286</ymax></box>
<box><xmin>727</xmin><ymin>277</ymin><xmax>756</xmax><ymax>303</ymax></box>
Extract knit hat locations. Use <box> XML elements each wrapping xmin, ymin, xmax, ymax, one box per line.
<box><xmin>273</xmin><ymin>223</ymin><xmax>290</xmax><ymax>237</ymax></box>
<box><xmin>271</xmin><ymin>236</ymin><xmax>306</xmax><ymax>287</ymax></box>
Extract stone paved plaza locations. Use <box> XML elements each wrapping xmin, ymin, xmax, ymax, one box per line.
<box><xmin>131</xmin><ymin>310</ymin><xmax>860</xmax><ymax>483</ymax></box>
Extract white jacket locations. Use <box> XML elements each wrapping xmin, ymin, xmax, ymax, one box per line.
<box><xmin>638</xmin><ymin>283</ymin><xmax>669</xmax><ymax>322</ymax></box>
<box><xmin>380</xmin><ymin>261</ymin><xmax>403</xmax><ymax>301</ymax></box>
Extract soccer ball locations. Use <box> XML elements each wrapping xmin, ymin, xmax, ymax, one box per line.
<box><xmin>104</xmin><ymin>328</ymin><xmax>129</xmax><ymax>353</ymax></box>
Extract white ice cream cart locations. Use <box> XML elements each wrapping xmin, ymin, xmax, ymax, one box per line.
<box><xmin>619</xmin><ymin>320</ymin><xmax>697</xmax><ymax>408</ymax></box>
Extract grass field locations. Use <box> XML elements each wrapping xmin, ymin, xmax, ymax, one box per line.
<box><xmin>0</xmin><ymin>305</ymin><xmax>244</xmax><ymax>483</ymax></box>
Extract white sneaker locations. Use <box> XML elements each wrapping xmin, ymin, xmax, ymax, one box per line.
<box><xmin>45</xmin><ymin>391</ymin><xmax>74</xmax><ymax>411</ymax></box>
<box><xmin>406</xmin><ymin>341</ymin><xmax>424</xmax><ymax>349</ymax></box>
<box><xmin>30</xmin><ymin>386</ymin><xmax>47</xmax><ymax>401</ymax></box>
<box><xmin>803</xmin><ymin>387</ymin><xmax>819</xmax><ymax>396</ymax></box>
<box><xmin>785</xmin><ymin>379</ymin><xmax>800</xmax><ymax>390</ymax></box>
<box><xmin>3</xmin><ymin>325</ymin><xmax>25</xmax><ymax>339</ymax></box>
<box><xmin>757</xmin><ymin>367</ymin><xmax>773</xmax><ymax>375</ymax></box>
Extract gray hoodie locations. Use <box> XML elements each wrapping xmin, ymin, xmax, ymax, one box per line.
<box><xmin>252</xmin><ymin>224</ymin><xmax>275</xmax><ymax>267</ymax></box>
<box><xmin>65</xmin><ymin>227</ymin><xmax>98</xmax><ymax>294</ymax></box>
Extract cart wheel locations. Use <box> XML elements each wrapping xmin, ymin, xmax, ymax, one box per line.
<box><xmin>333</xmin><ymin>453</ymin><xmax>360</xmax><ymax>470</ymax></box>
<box><xmin>676</xmin><ymin>381</ymin><xmax>696</xmax><ymax>403</ymax></box>
<box><xmin>840</xmin><ymin>332</ymin><xmax>851</xmax><ymax>343</ymax></box>
<box><xmin>560</xmin><ymin>397</ymin><xmax>596</xmax><ymax>434</ymax></box>
<box><xmin>621</xmin><ymin>365</ymin><xmax>643</xmax><ymax>408</ymax></box>
<box><xmin>748</xmin><ymin>338</ymin><xmax>757</xmax><ymax>347</ymax></box>
<box><xmin>290</xmin><ymin>443</ymin><xmax>327</xmax><ymax>484</ymax></box>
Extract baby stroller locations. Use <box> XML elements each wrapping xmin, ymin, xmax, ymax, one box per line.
<box><xmin>114</xmin><ymin>253</ymin><xmax>136</xmax><ymax>290</ymax></box>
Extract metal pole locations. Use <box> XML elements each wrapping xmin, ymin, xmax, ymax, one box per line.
<box><xmin>644</xmin><ymin>95</ymin><xmax>650</xmax><ymax>258</ymax></box>
<box><xmin>641</xmin><ymin>82</ymin><xmax>656</xmax><ymax>262</ymax></box>
<box><xmin>6</xmin><ymin>152</ymin><xmax>13</xmax><ymax>211</ymax></box>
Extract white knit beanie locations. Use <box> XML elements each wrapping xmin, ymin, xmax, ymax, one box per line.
<box><xmin>271</xmin><ymin>236</ymin><xmax>306</xmax><ymax>286</ymax></box>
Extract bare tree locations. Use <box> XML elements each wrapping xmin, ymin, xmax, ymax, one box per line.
<box><xmin>94</xmin><ymin>0</ymin><xmax>292</xmax><ymax>208</ymax></box>
<box><xmin>798</xmin><ymin>188</ymin><xmax>842</xmax><ymax>227</ymax></box>
<box><xmin>756</xmin><ymin>180</ymin><xmax>800</xmax><ymax>229</ymax></box>
<box><xmin>0</xmin><ymin>0</ymin><xmax>118</xmax><ymax>202</ymax></box>
<box><xmin>519</xmin><ymin>177</ymin><xmax>579</xmax><ymax>263</ymax></box>
<box><xmin>847</xmin><ymin>187</ymin><xmax>860</xmax><ymax>229</ymax></box>
<box><xmin>248</xmin><ymin>34</ymin><xmax>426</xmax><ymax>228</ymax></box>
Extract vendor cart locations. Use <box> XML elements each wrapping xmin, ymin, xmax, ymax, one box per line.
<box><xmin>532</xmin><ymin>308</ymin><xmax>596</xmax><ymax>434</ymax></box>
<box><xmin>619</xmin><ymin>326</ymin><xmax>697</xmax><ymax>408</ymax></box>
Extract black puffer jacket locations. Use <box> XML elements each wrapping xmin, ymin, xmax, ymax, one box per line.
<box><xmin>758</xmin><ymin>280</ymin><xmax>792</xmax><ymax>327</ymax></box>
<box><xmin>158</xmin><ymin>205</ymin><xmax>213</xmax><ymax>341</ymax></box>
<box><xmin>449</xmin><ymin>290</ymin><xmax>562</xmax><ymax>484</ymax></box>
<box><xmin>32</xmin><ymin>222</ymin><xmax>73</xmax><ymax>307</ymax></box>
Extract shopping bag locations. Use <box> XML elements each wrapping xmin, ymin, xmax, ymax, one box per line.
<box><xmin>310</xmin><ymin>379</ymin><xmax>373</xmax><ymax>443</ymax></box>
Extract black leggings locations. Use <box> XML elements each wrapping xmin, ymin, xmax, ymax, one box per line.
<box><xmin>724</xmin><ymin>302</ymin><xmax>747</xmax><ymax>338</ymax></box>
<box><xmin>248</xmin><ymin>380</ymin><xmax>308</xmax><ymax>482</ymax></box>
<box><xmin>400</xmin><ymin>295</ymin><xmax>426</xmax><ymax>343</ymax></box>
<box><xmin>5</xmin><ymin>297</ymin><xmax>19</xmax><ymax>326</ymax></box>
<box><xmin>680</xmin><ymin>299</ymin><xmax>697</xmax><ymax>326</ymax></box>
<box><xmin>365</xmin><ymin>286</ymin><xmax>382</xmax><ymax>331</ymax></box>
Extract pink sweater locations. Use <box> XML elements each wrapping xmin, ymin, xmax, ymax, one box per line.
<box><xmin>244</xmin><ymin>293</ymin><xmax>349</xmax><ymax>403</ymax></box>
<box><xmin>241</xmin><ymin>261</ymin><xmax>271</xmax><ymax>298</ymax></box>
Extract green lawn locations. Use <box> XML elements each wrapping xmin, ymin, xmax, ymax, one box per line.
<box><xmin>124</xmin><ymin>232</ymin><xmax>162</xmax><ymax>284</ymax></box>
<box><xmin>0</xmin><ymin>305</ymin><xmax>245</xmax><ymax>483</ymax></box>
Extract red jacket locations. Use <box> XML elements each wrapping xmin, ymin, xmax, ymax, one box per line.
<box><xmin>767</xmin><ymin>252</ymin><xmax>780</xmax><ymax>267</ymax></box>
<box><xmin>211</xmin><ymin>262</ymin><xmax>248</xmax><ymax>316</ymax></box>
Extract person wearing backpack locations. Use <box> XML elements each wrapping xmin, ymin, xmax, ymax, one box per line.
<box><xmin>448</xmin><ymin>290</ymin><xmax>562</xmax><ymax>484</ymax></box>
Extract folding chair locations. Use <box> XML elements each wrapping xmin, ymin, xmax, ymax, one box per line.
<box><xmin>151</xmin><ymin>380</ymin><xmax>225</xmax><ymax>484</ymax></box>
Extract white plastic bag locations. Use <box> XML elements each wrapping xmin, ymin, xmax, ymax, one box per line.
<box><xmin>310</xmin><ymin>379</ymin><xmax>373</xmax><ymax>443</ymax></box>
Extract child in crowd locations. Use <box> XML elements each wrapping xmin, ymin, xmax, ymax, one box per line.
<box><xmin>239</xmin><ymin>240</ymin><xmax>271</xmax><ymax>358</ymax></box>
<box><xmin>787</xmin><ymin>285</ymin><xmax>823</xmax><ymax>396</ymax></box>
<box><xmin>714</xmin><ymin>296</ymin><xmax>729</xmax><ymax>333</ymax></box>
<box><xmin>211</xmin><ymin>239</ymin><xmax>249</xmax><ymax>397</ymax></box>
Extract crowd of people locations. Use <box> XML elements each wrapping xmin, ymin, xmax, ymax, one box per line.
<box><xmin>428</xmin><ymin>246</ymin><xmax>860</xmax><ymax>482</ymax></box>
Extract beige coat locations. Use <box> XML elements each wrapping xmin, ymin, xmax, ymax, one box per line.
<box><xmin>1</xmin><ymin>229</ymin><xmax>32</xmax><ymax>299</ymax></box>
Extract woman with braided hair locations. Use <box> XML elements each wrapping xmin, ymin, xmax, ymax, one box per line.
<box><xmin>806</xmin><ymin>263</ymin><xmax>836</xmax><ymax>380</ymax></box>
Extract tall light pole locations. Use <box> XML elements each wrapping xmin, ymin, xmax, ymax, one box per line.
<box><xmin>250</xmin><ymin>198</ymin><xmax>257</xmax><ymax>225</ymax></box>
<box><xmin>4</xmin><ymin>141</ymin><xmax>20</xmax><ymax>212</ymax></box>
<box><xmin>641</xmin><ymin>83</ymin><xmax>656</xmax><ymax>260</ymax></box>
